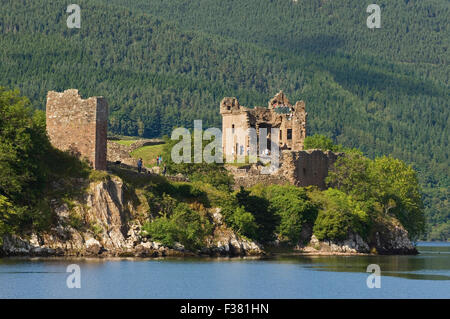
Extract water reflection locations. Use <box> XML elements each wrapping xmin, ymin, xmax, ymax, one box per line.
<box><xmin>0</xmin><ymin>243</ymin><xmax>449</xmax><ymax>298</ymax></box>
<box><xmin>271</xmin><ymin>242</ymin><xmax>450</xmax><ymax>280</ymax></box>
<box><xmin>0</xmin><ymin>243</ymin><xmax>449</xmax><ymax>282</ymax></box>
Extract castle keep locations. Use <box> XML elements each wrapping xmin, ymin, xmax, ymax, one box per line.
<box><xmin>220</xmin><ymin>91</ymin><xmax>307</xmax><ymax>157</ymax></box>
<box><xmin>221</xmin><ymin>91</ymin><xmax>340</xmax><ymax>189</ymax></box>
<box><xmin>46</xmin><ymin>89</ymin><xmax>108</xmax><ymax>170</ymax></box>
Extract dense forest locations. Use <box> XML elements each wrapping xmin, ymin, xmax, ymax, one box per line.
<box><xmin>0</xmin><ymin>0</ymin><xmax>448</xmax><ymax>240</ymax></box>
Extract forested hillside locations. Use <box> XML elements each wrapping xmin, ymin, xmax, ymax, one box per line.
<box><xmin>0</xmin><ymin>0</ymin><xmax>448</xmax><ymax>239</ymax></box>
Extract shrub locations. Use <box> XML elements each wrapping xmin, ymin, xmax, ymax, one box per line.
<box><xmin>225</xmin><ymin>185</ymin><xmax>319</xmax><ymax>244</ymax></box>
<box><xmin>313</xmin><ymin>189</ymin><xmax>370</xmax><ymax>242</ymax></box>
<box><xmin>313</xmin><ymin>209</ymin><xmax>352</xmax><ymax>242</ymax></box>
<box><xmin>304</xmin><ymin>134</ymin><xmax>337</xmax><ymax>151</ymax></box>
<box><xmin>142</xmin><ymin>203</ymin><xmax>213</xmax><ymax>251</ymax></box>
<box><xmin>190</xmin><ymin>169</ymin><xmax>234</xmax><ymax>192</ymax></box>
<box><xmin>0</xmin><ymin>195</ymin><xmax>21</xmax><ymax>237</ymax></box>
<box><xmin>142</xmin><ymin>216</ymin><xmax>176</xmax><ymax>247</ymax></box>
<box><xmin>264</xmin><ymin>185</ymin><xmax>318</xmax><ymax>243</ymax></box>
<box><xmin>235</xmin><ymin>187</ymin><xmax>277</xmax><ymax>243</ymax></box>
<box><xmin>304</xmin><ymin>134</ymin><xmax>361</xmax><ymax>154</ymax></box>
<box><xmin>172</xmin><ymin>204</ymin><xmax>214</xmax><ymax>250</ymax></box>
<box><xmin>221</xmin><ymin>203</ymin><xmax>258</xmax><ymax>239</ymax></box>
<box><xmin>159</xmin><ymin>193</ymin><xmax>178</xmax><ymax>217</ymax></box>
<box><xmin>68</xmin><ymin>211</ymin><xmax>84</xmax><ymax>230</ymax></box>
<box><xmin>90</xmin><ymin>223</ymin><xmax>103</xmax><ymax>237</ymax></box>
<box><xmin>172</xmin><ymin>182</ymin><xmax>209</xmax><ymax>206</ymax></box>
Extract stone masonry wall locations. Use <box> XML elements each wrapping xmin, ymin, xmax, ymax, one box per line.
<box><xmin>228</xmin><ymin>150</ymin><xmax>341</xmax><ymax>190</ymax></box>
<box><xmin>280</xmin><ymin>150</ymin><xmax>341</xmax><ymax>189</ymax></box>
<box><xmin>227</xmin><ymin>165</ymin><xmax>288</xmax><ymax>190</ymax></box>
<box><xmin>46</xmin><ymin>89</ymin><xmax>108</xmax><ymax>170</ymax></box>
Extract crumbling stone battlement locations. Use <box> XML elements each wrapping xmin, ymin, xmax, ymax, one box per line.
<box><xmin>46</xmin><ymin>89</ymin><xmax>108</xmax><ymax>170</ymax></box>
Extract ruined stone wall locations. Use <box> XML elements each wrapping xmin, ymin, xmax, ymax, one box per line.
<box><xmin>46</xmin><ymin>89</ymin><xmax>108</xmax><ymax>170</ymax></box>
<box><xmin>280</xmin><ymin>150</ymin><xmax>341</xmax><ymax>189</ymax></box>
<box><xmin>227</xmin><ymin>165</ymin><xmax>289</xmax><ymax>190</ymax></box>
<box><xmin>227</xmin><ymin>150</ymin><xmax>341</xmax><ymax>190</ymax></box>
<box><xmin>107</xmin><ymin>141</ymin><xmax>136</xmax><ymax>166</ymax></box>
<box><xmin>95</xmin><ymin>98</ymin><xmax>108</xmax><ymax>170</ymax></box>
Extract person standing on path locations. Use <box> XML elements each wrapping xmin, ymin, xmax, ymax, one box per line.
<box><xmin>137</xmin><ymin>158</ymin><xmax>143</xmax><ymax>173</ymax></box>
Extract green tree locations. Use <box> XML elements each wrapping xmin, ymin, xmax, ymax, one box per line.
<box><xmin>225</xmin><ymin>206</ymin><xmax>258</xmax><ymax>239</ymax></box>
<box><xmin>0</xmin><ymin>88</ymin><xmax>52</xmax><ymax>235</ymax></box>
<box><xmin>0</xmin><ymin>88</ymin><xmax>90</xmax><ymax>237</ymax></box>
<box><xmin>162</xmin><ymin>133</ymin><xmax>233</xmax><ymax>191</ymax></box>
<box><xmin>327</xmin><ymin>153</ymin><xmax>425</xmax><ymax>240</ymax></box>
<box><xmin>235</xmin><ymin>187</ymin><xmax>277</xmax><ymax>243</ymax></box>
<box><xmin>369</xmin><ymin>156</ymin><xmax>425</xmax><ymax>240</ymax></box>
<box><xmin>304</xmin><ymin>134</ymin><xmax>338</xmax><ymax>151</ymax></box>
<box><xmin>326</xmin><ymin>153</ymin><xmax>372</xmax><ymax>200</ymax></box>
<box><xmin>262</xmin><ymin>185</ymin><xmax>318</xmax><ymax>244</ymax></box>
<box><xmin>0</xmin><ymin>195</ymin><xmax>22</xmax><ymax>241</ymax></box>
<box><xmin>0</xmin><ymin>88</ymin><xmax>47</xmax><ymax>200</ymax></box>
<box><xmin>313</xmin><ymin>189</ymin><xmax>370</xmax><ymax>242</ymax></box>
<box><xmin>142</xmin><ymin>202</ymin><xmax>213</xmax><ymax>250</ymax></box>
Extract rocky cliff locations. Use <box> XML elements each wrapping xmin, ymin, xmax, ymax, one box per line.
<box><xmin>295</xmin><ymin>222</ymin><xmax>417</xmax><ymax>255</ymax></box>
<box><xmin>0</xmin><ymin>176</ymin><xmax>263</xmax><ymax>258</ymax></box>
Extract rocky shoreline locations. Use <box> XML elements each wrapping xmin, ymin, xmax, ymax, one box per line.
<box><xmin>0</xmin><ymin>176</ymin><xmax>418</xmax><ymax>258</ymax></box>
<box><xmin>0</xmin><ymin>176</ymin><xmax>263</xmax><ymax>258</ymax></box>
<box><xmin>0</xmin><ymin>230</ymin><xmax>418</xmax><ymax>258</ymax></box>
<box><xmin>0</xmin><ymin>234</ymin><xmax>262</xmax><ymax>258</ymax></box>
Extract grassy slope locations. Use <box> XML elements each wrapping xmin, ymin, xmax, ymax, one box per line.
<box><xmin>130</xmin><ymin>144</ymin><xmax>165</xmax><ymax>168</ymax></box>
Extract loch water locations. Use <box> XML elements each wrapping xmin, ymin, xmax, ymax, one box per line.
<box><xmin>0</xmin><ymin>242</ymin><xmax>449</xmax><ymax>298</ymax></box>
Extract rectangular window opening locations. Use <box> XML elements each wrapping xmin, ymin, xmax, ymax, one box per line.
<box><xmin>287</xmin><ymin>129</ymin><xmax>292</xmax><ymax>140</ymax></box>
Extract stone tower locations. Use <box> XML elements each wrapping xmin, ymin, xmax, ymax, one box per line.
<box><xmin>46</xmin><ymin>89</ymin><xmax>108</xmax><ymax>170</ymax></box>
<box><xmin>220</xmin><ymin>91</ymin><xmax>307</xmax><ymax>157</ymax></box>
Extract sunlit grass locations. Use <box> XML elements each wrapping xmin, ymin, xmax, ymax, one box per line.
<box><xmin>130</xmin><ymin>144</ymin><xmax>165</xmax><ymax>167</ymax></box>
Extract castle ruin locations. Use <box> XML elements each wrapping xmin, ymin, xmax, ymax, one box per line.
<box><xmin>220</xmin><ymin>90</ymin><xmax>307</xmax><ymax>157</ymax></box>
<box><xmin>221</xmin><ymin>91</ymin><xmax>340</xmax><ymax>189</ymax></box>
<box><xmin>46</xmin><ymin>89</ymin><xmax>108</xmax><ymax>170</ymax></box>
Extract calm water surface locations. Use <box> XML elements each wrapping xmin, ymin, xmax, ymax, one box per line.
<box><xmin>0</xmin><ymin>242</ymin><xmax>449</xmax><ymax>298</ymax></box>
